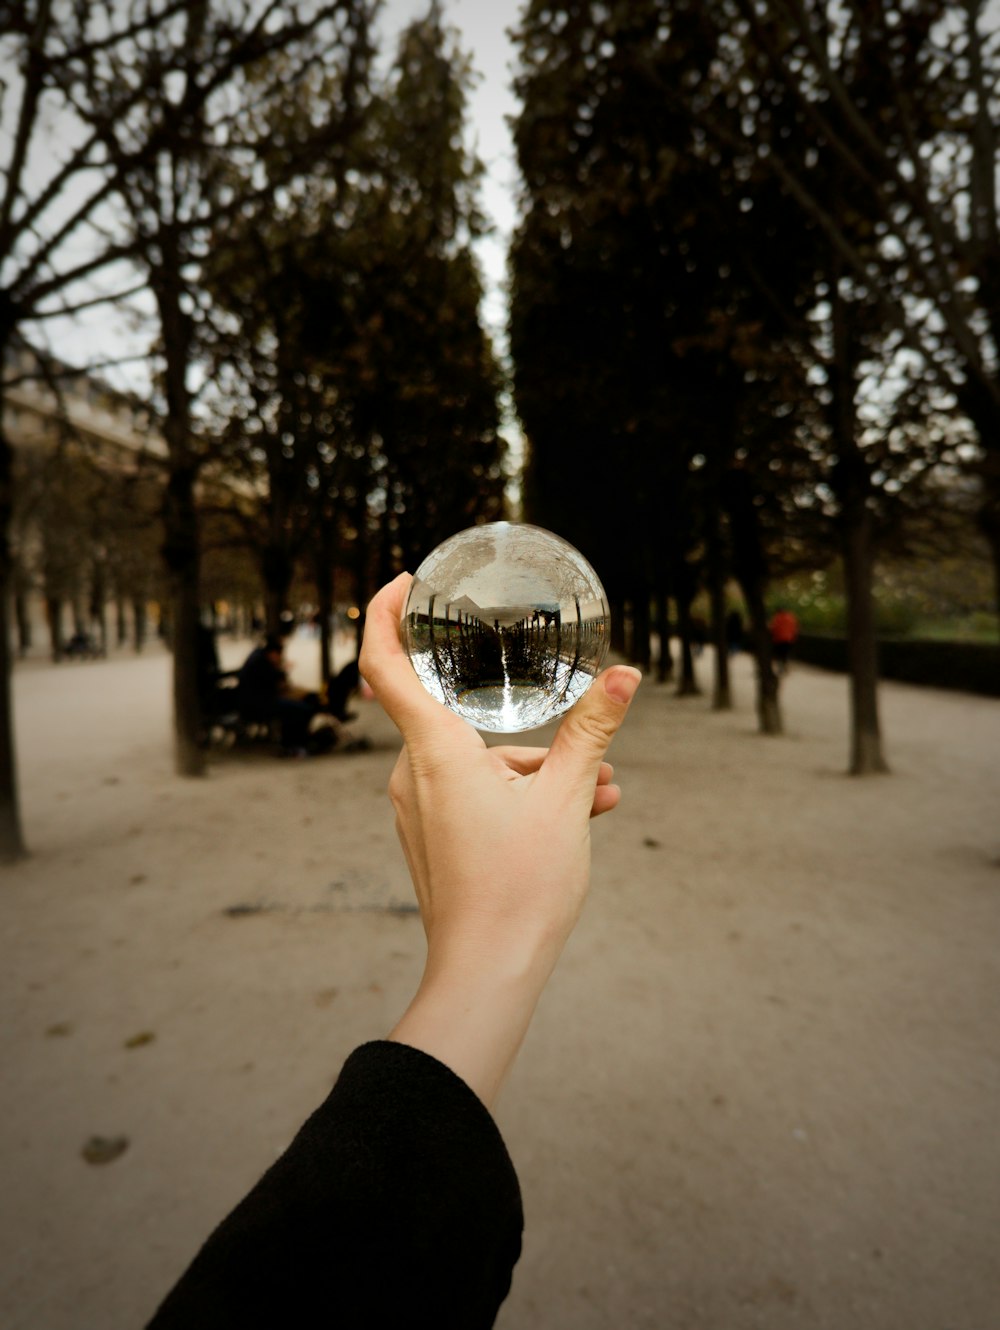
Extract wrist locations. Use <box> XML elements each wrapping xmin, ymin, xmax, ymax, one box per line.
<box><xmin>388</xmin><ymin>942</ymin><xmax>558</xmax><ymax>1109</ymax></box>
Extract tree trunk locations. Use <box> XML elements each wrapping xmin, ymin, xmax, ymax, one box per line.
<box><xmin>261</xmin><ymin>541</ymin><xmax>294</xmax><ymax>637</ymax></box>
<box><xmin>90</xmin><ymin>561</ymin><xmax>107</xmax><ymax>655</ymax></box>
<box><xmin>155</xmin><ymin>262</ymin><xmax>206</xmax><ymax>775</ymax></box>
<box><xmin>352</xmin><ymin>504</ymin><xmax>371</xmax><ymax>658</ymax></box>
<box><xmin>132</xmin><ymin>597</ymin><xmax>147</xmax><ymax>652</ymax></box>
<box><xmin>970</xmin><ymin>434</ymin><xmax>1000</xmax><ymax>638</ymax></box>
<box><xmin>674</xmin><ymin>589</ymin><xmax>701</xmax><ymax>696</ymax></box>
<box><xmin>672</xmin><ymin>557</ymin><xmax>701</xmax><ymax>697</ymax></box>
<box><xmin>742</xmin><ymin>575</ymin><xmax>782</xmax><ymax>735</ymax></box>
<box><xmin>829</xmin><ymin>273</ymin><xmax>888</xmax><ymax>775</ymax></box>
<box><xmin>654</xmin><ymin>588</ymin><xmax>673</xmax><ymax>682</ymax></box>
<box><xmin>162</xmin><ymin>464</ymin><xmax>204</xmax><ymax>776</ymax></box>
<box><xmin>14</xmin><ymin>588</ymin><xmax>31</xmax><ymax>656</ymax></box>
<box><xmin>841</xmin><ymin>502</ymin><xmax>889</xmax><ymax>774</ymax></box>
<box><xmin>0</xmin><ymin>586</ymin><xmax>24</xmax><ymax>861</ymax></box>
<box><xmin>631</xmin><ymin>586</ymin><xmax>651</xmax><ymax>671</ymax></box>
<box><xmin>0</xmin><ymin>373</ymin><xmax>27</xmax><ymax>859</ymax></box>
<box><xmin>610</xmin><ymin>598</ymin><xmax>626</xmax><ymax>654</ymax></box>
<box><xmin>985</xmin><ymin>516</ymin><xmax>1000</xmax><ymax>634</ymax></box>
<box><xmin>315</xmin><ymin>523</ymin><xmax>335</xmax><ymax>686</ymax></box>
<box><xmin>723</xmin><ymin>467</ymin><xmax>781</xmax><ymax>734</ymax></box>
<box><xmin>46</xmin><ymin>595</ymin><xmax>64</xmax><ymax>661</ymax></box>
<box><xmin>707</xmin><ymin>512</ymin><xmax>732</xmax><ymax>711</ymax></box>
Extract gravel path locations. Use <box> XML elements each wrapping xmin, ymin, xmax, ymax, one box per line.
<box><xmin>2</xmin><ymin>639</ymin><xmax>998</xmax><ymax>1329</ymax></box>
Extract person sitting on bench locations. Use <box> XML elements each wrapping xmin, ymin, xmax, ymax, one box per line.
<box><xmin>237</xmin><ymin>635</ymin><xmax>319</xmax><ymax>755</ymax></box>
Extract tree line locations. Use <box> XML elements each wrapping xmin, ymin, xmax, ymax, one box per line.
<box><xmin>1</xmin><ymin>0</ymin><xmax>505</xmax><ymax>859</ymax></box>
<box><xmin>509</xmin><ymin>0</ymin><xmax>998</xmax><ymax>773</ymax></box>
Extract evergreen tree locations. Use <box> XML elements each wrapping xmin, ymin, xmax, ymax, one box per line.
<box><xmin>207</xmin><ymin>2</ymin><xmax>506</xmax><ymax>644</ymax></box>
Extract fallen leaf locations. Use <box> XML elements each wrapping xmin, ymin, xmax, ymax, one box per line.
<box><xmin>82</xmin><ymin>1135</ymin><xmax>129</xmax><ymax>1165</ymax></box>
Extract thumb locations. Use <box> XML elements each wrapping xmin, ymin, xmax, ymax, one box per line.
<box><xmin>540</xmin><ymin>666</ymin><xmax>641</xmax><ymax>803</ymax></box>
<box><xmin>359</xmin><ymin>573</ymin><xmax>476</xmax><ymax>753</ymax></box>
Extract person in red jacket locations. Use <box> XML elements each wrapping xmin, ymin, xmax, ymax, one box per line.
<box><xmin>769</xmin><ymin>606</ymin><xmax>800</xmax><ymax>674</ymax></box>
<box><xmin>146</xmin><ymin>572</ymin><xmax>641</xmax><ymax>1330</ymax></box>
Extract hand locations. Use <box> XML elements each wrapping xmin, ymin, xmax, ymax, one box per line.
<box><xmin>359</xmin><ymin>573</ymin><xmax>641</xmax><ymax>1106</ymax></box>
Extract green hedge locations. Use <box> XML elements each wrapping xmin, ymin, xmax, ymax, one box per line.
<box><xmin>795</xmin><ymin>634</ymin><xmax>1000</xmax><ymax>698</ymax></box>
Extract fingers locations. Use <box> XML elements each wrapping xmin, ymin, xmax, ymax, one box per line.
<box><xmin>389</xmin><ymin>751</ymin><xmax>431</xmax><ymax>911</ymax></box>
<box><xmin>491</xmin><ymin>746</ymin><xmax>614</xmax><ymax>788</ymax></box>
<box><xmin>362</xmin><ymin>573</ymin><xmax>639</xmax><ymax>796</ymax></box>
<box><xmin>490</xmin><ymin>746</ymin><xmax>618</xmax><ymax>816</ymax></box>
<box><xmin>592</xmin><ymin>783</ymin><xmax>621</xmax><ymax>817</ymax></box>
<box><xmin>539</xmin><ymin>666</ymin><xmax>641</xmax><ymax>807</ymax></box>
<box><xmin>359</xmin><ymin>574</ymin><xmax>472</xmax><ymax>750</ymax></box>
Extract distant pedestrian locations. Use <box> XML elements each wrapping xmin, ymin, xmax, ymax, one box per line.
<box><xmin>237</xmin><ymin>635</ymin><xmax>318</xmax><ymax>754</ymax></box>
<box><xmin>769</xmin><ymin>607</ymin><xmax>799</xmax><ymax>674</ymax></box>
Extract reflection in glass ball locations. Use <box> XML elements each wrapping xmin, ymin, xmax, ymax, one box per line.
<box><xmin>401</xmin><ymin>522</ymin><xmax>610</xmax><ymax>733</ymax></box>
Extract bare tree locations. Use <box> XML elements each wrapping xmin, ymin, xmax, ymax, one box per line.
<box><xmin>1</xmin><ymin>2</ymin><xmax>374</xmax><ymax>856</ymax></box>
<box><xmin>65</xmin><ymin>0</ymin><xmax>375</xmax><ymax>775</ymax></box>
<box><xmin>717</xmin><ymin>0</ymin><xmax>1000</xmax><ymax>625</ymax></box>
<box><xmin>1</xmin><ymin>2</ymin><xmax>160</xmax><ymax>857</ymax></box>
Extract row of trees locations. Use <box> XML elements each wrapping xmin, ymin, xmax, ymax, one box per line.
<box><xmin>4</xmin><ymin>1</ymin><xmax>997</xmax><ymax>859</ymax></box>
<box><xmin>1</xmin><ymin>0</ymin><xmax>505</xmax><ymax>859</ymax></box>
<box><xmin>10</xmin><ymin>438</ymin><xmax>162</xmax><ymax>657</ymax></box>
<box><xmin>509</xmin><ymin>0</ymin><xmax>998</xmax><ymax>772</ymax></box>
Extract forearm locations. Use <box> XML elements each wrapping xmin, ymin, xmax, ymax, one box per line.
<box><xmin>147</xmin><ymin>1042</ymin><xmax>523</xmax><ymax>1329</ymax></box>
<box><xmin>389</xmin><ymin>938</ymin><xmax>559</xmax><ymax>1109</ymax></box>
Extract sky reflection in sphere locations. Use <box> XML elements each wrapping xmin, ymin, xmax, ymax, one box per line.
<box><xmin>401</xmin><ymin>523</ymin><xmax>610</xmax><ymax>733</ymax></box>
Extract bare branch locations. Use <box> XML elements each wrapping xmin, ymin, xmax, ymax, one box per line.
<box><xmin>0</xmin><ymin>0</ymin><xmax>54</xmax><ymax>250</ymax></box>
<box><xmin>45</xmin><ymin>0</ymin><xmax>193</xmax><ymax>66</ymax></box>
<box><xmin>17</xmin><ymin>238</ymin><xmax>144</xmax><ymax>310</ymax></box>
<box><xmin>27</xmin><ymin>280</ymin><xmax>151</xmax><ymax>320</ymax></box>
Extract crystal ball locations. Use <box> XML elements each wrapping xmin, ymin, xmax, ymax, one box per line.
<box><xmin>401</xmin><ymin>522</ymin><xmax>610</xmax><ymax>732</ymax></box>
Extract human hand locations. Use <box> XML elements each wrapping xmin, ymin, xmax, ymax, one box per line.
<box><xmin>359</xmin><ymin>572</ymin><xmax>641</xmax><ymax>1105</ymax></box>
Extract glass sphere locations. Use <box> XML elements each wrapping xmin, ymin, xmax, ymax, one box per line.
<box><xmin>401</xmin><ymin>522</ymin><xmax>610</xmax><ymax>733</ymax></box>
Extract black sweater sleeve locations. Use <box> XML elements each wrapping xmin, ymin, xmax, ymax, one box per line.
<box><xmin>146</xmin><ymin>1041</ymin><xmax>523</xmax><ymax>1329</ymax></box>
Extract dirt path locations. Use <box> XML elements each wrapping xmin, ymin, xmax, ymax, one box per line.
<box><xmin>1</xmin><ymin>641</ymin><xmax>998</xmax><ymax>1329</ymax></box>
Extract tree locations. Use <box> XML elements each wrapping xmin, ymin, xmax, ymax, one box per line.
<box><xmin>0</xmin><ymin>0</ymin><xmax>375</xmax><ymax>853</ymax></box>
<box><xmin>205</xmin><ymin>2</ymin><xmax>505</xmax><ymax>664</ymax></box>
<box><xmin>510</xmin><ymin>1</ymin><xmax>967</xmax><ymax>770</ymax></box>
<box><xmin>342</xmin><ymin>5</ymin><xmax>506</xmax><ymax>578</ymax></box>
<box><xmin>1</xmin><ymin>4</ymin><xmax>159</xmax><ymax>856</ymax></box>
<box><xmin>678</xmin><ymin>0</ymin><xmax>971</xmax><ymax>769</ymax></box>
<box><xmin>58</xmin><ymin>0</ymin><xmax>374</xmax><ymax>774</ymax></box>
<box><xmin>509</xmin><ymin>0</ymin><xmax>818</xmax><ymax>730</ymax></box>
<box><xmin>706</xmin><ymin>0</ymin><xmax>1000</xmax><ymax>627</ymax></box>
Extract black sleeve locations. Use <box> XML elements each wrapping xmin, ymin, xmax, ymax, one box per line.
<box><xmin>146</xmin><ymin>1041</ymin><xmax>523</xmax><ymax>1330</ymax></box>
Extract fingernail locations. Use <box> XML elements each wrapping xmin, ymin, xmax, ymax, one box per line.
<box><xmin>604</xmin><ymin>667</ymin><xmax>641</xmax><ymax>703</ymax></box>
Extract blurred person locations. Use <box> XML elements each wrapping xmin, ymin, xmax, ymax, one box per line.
<box><xmin>236</xmin><ymin>633</ymin><xmax>319</xmax><ymax>755</ymax></box>
<box><xmin>769</xmin><ymin>606</ymin><xmax>800</xmax><ymax>674</ymax></box>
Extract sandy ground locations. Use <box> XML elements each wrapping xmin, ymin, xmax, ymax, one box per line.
<box><xmin>1</xmin><ymin>633</ymin><xmax>998</xmax><ymax>1330</ymax></box>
